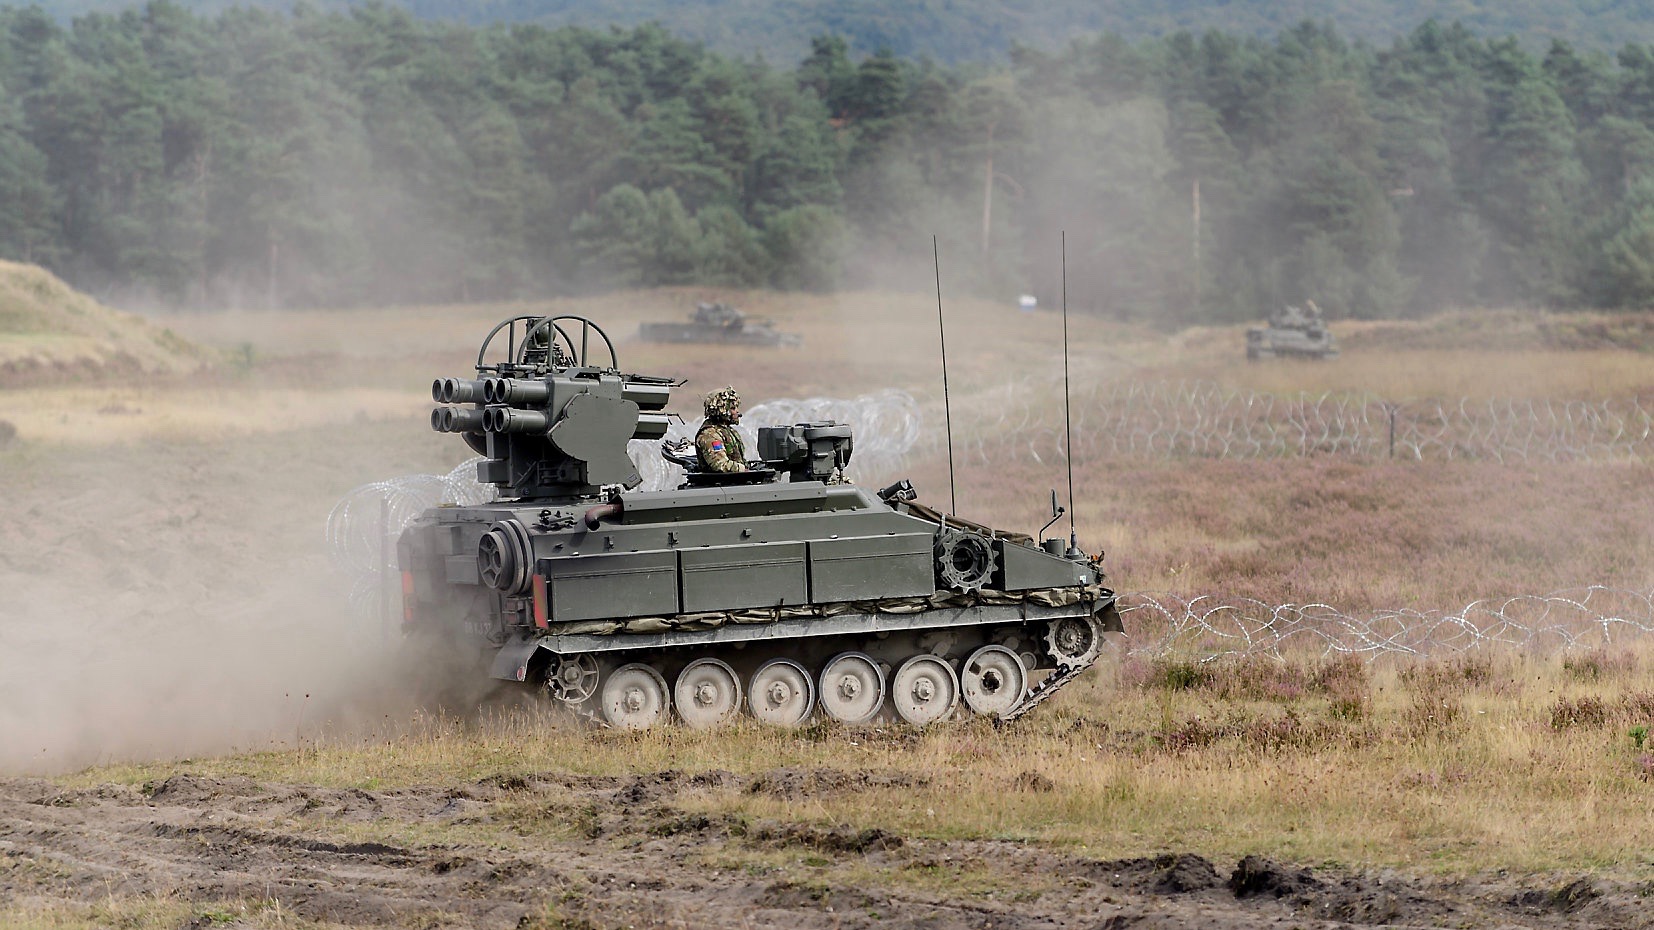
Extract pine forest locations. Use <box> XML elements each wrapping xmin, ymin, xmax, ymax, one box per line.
<box><xmin>4</xmin><ymin>2</ymin><xmax>1654</xmax><ymax>321</ymax></box>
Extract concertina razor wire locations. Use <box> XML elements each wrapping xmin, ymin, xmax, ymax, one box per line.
<box><xmin>1119</xmin><ymin>587</ymin><xmax>1654</xmax><ymax>660</ymax></box>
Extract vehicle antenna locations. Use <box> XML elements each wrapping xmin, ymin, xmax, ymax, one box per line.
<box><xmin>933</xmin><ymin>235</ymin><xmax>957</xmax><ymax>517</ymax></box>
<box><xmin>1061</xmin><ymin>230</ymin><xmax>1077</xmax><ymax>550</ymax></box>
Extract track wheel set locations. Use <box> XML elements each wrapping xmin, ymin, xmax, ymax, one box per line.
<box><xmin>543</xmin><ymin>645</ymin><xmax>1037</xmax><ymax>730</ymax></box>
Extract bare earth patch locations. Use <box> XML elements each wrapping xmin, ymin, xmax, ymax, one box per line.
<box><xmin>3</xmin><ymin>769</ymin><xmax>1647</xmax><ymax>929</ymax></box>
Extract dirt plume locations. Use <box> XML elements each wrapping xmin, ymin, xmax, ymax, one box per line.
<box><xmin>0</xmin><ymin>426</ymin><xmax>445</xmax><ymax>774</ymax></box>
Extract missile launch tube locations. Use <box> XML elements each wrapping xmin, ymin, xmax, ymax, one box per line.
<box><xmin>433</xmin><ymin>378</ymin><xmax>487</xmax><ymax>404</ymax></box>
<box><xmin>622</xmin><ymin>382</ymin><xmax>671</xmax><ymax>411</ymax></box>
<box><xmin>431</xmin><ymin>406</ymin><xmax>487</xmax><ymax>433</ymax></box>
<box><xmin>632</xmin><ymin>412</ymin><xmax>670</xmax><ymax>439</ymax></box>
<box><xmin>484</xmin><ymin>407</ymin><xmax>553</xmax><ymax>433</ymax></box>
<box><xmin>483</xmin><ymin>378</ymin><xmax>552</xmax><ymax>406</ymax></box>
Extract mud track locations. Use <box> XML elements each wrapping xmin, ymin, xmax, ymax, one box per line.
<box><xmin>3</xmin><ymin>768</ymin><xmax>1647</xmax><ymax>929</ymax></box>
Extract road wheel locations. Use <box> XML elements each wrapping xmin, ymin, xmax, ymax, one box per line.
<box><xmin>960</xmin><ymin>645</ymin><xmax>1027</xmax><ymax>718</ymax></box>
<box><xmin>748</xmin><ymin>659</ymin><xmax>816</xmax><ymax>727</ymax></box>
<box><xmin>890</xmin><ymin>655</ymin><xmax>960</xmax><ymax>726</ymax></box>
<box><xmin>599</xmin><ymin>663</ymin><xmax>669</xmax><ymax>730</ymax></box>
<box><xmin>817</xmin><ymin>652</ymin><xmax>885</xmax><ymax>724</ymax></box>
<box><xmin>673</xmin><ymin>658</ymin><xmax>742</xmax><ymax>729</ymax></box>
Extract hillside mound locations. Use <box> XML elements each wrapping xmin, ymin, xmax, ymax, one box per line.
<box><xmin>0</xmin><ymin>260</ymin><xmax>216</xmax><ymax>385</ymax></box>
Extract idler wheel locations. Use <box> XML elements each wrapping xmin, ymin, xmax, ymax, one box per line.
<box><xmin>817</xmin><ymin>652</ymin><xmax>886</xmax><ymax>724</ymax></box>
<box><xmin>478</xmin><ymin>519</ymin><xmax>533</xmax><ymax>596</ymax></box>
<box><xmin>545</xmin><ymin>654</ymin><xmax>599</xmax><ymax>704</ymax></box>
<box><xmin>1045</xmin><ymin>614</ymin><xmax>1104</xmax><ymax>668</ymax></box>
<box><xmin>890</xmin><ymin>655</ymin><xmax>960</xmax><ymax>726</ymax></box>
<box><xmin>599</xmin><ymin>663</ymin><xmax>669</xmax><ymax>730</ymax></box>
<box><xmin>673</xmin><ymin>658</ymin><xmax>743</xmax><ymax>729</ymax></box>
<box><xmin>748</xmin><ymin>659</ymin><xmax>815</xmax><ymax>727</ymax></box>
<box><xmin>934</xmin><ymin>528</ymin><xmax>996</xmax><ymax>593</ymax></box>
<box><xmin>960</xmin><ymin>645</ymin><xmax>1028</xmax><ymax>718</ymax></box>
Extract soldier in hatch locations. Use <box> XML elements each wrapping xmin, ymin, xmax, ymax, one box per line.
<box><xmin>696</xmin><ymin>386</ymin><xmax>748</xmax><ymax>472</ymax></box>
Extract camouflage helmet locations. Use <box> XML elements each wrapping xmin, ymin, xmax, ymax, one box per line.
<box><xmin>703</xmin><ymin>386</ymin><xmax>741</xmax><ymax>421</ymax></box>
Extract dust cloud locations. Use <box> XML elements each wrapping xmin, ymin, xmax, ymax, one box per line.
<box><xmin>0</xmin><ymin>424</ymin><xmax>456</xmax><ymax>775</ymax></box>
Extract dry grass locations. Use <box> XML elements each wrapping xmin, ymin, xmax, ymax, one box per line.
<box><xmin>12</xmin><ymin>287</ymin><xmax>1118</xmax><ymax>445</ymax></box>
<box><xmin>0</xmin><ymin>894</ymin><xmax>348</xmax><ymax>930</ymax></box>
<box><xmin>7</xmin><ymin>288</ymin><xmax>1645</xmax><ymax>445</ymax></box>
<box><xmin>0</xmin><ymin>260</ymin><xmax>216</xmax><ymax>381</ymax></box>
<box><xmin>1344</xmin><ymin>308</ymin><xmax>1654</xmax><ymax>354</ymax></box>
<box><xmin>0</xmin><ymin>386</ymin><xmax>425</xmax><ymax>445</ymax></box>
<box><xmin>150</xmin><ymin>287</ymin><xmax>1134</xmax><ymax>401</ymax></box>
<box><xmin>61</xmin><ymin>643</ymin><xmax>1654</xmax><ymax>878</ymax></box>
<box><xmin>1127</xmin><ymin>308</ymin><xmax>1654</xmax><ymax>399</ymax></box>
<box><xmin>924</xmin><ymin>455</ymin><xmax>1654</xmax><ymax>610</ymax></box>
<box><xmin>6</xmin><ymin>287</ymin><xmax>1654</xmax><ymax>899</ymax></box>
<box><xmin>1218</xmin><ymin>348</ymin><xmax>1654</xmax><ymax>400</ymax></box>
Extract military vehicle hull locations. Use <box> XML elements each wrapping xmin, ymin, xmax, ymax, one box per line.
<box><xmin>400</xmin><ymin>482</ymin><xmax>1120</xmax><ymax>727</ymax></box>
<box><xmin>407</xmin><ymin>314</ymin><xmax>1119</xmax><ymax>728</ymax></box>
<box><xmin>637</xmin><ymin>321</ymin><xmax>801</xmax><ymax>347</ymax></box>
<box><xmin>1246</xmin><ymin>326</ymin><xmax>1339</xmax><ymax>360</ymax></box>
<box><xmin>638</xmin><ymin>302</ymin><xmax>800</xmax><ymax>347</ymax></box>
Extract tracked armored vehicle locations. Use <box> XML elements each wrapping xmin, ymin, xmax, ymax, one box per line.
<box><xmin>403</xmin><ymin>315</ymin><xmax>1120</xmax><ymax>728</ymax></box>
<box><xmin>1247</xmin><ymin>303</ymin><xmax>1338</xmax><ymax>360</ymax></box>
<box><xmin>639</xmin><ymin>302</ymin><xmax>800</xmax><ymax>347</ymax></box>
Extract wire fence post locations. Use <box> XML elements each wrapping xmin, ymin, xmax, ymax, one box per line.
<box><xmin>1387</xmin><ymin>403</ymin><xmax>1397</xmax><ymax>459</ymax></box>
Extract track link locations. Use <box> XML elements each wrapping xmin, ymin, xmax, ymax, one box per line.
<box><xmin>998</xmin><ymin>652</ymin><xmax>1101</xmax><ymax>724</ymax></box>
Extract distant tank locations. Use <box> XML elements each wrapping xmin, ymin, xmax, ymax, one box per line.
<box><xmin>404</xmin><ymin>314</ymin><xmax>1121</xmax><ymax>728</ymax></box>
<box><xmin>1247</xmin><ymin>301</ymin><xmax>1339</xmax><ymax>360</ymax></box>
<box><xmin>639</xmin><ymin>302</ymin><xmax>801</xmax><ymax>347</ymax></box>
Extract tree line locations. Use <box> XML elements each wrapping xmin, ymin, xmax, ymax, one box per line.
<box><xmin>3</xmin><ymin>2</ymin><xmax>1654</xmax><ymax>320</ymax></box>
<box><xmin>29</xmin><ymin>0</ymin><xmax>1654</xmax><ymax>68</ymax></box>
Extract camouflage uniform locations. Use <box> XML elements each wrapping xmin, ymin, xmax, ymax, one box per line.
<box><xmin>696</xmin><ymin>386</ymin><xmax>747</xmax><ymax>472</ymax></box>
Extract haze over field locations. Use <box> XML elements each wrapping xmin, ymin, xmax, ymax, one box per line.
<box><xmin>2</xmin><ymin>0</ymin><xmax>1654</xmax><ymax>921</ymax></box>
<box><xmin>1</xmin><ymin>269</ymin><xmax>1651</xmax><ymax>772</ymax></box>
<box><xmin>1</xmin><ymin>278</ymin><xmax>1652</xmax><ymax>926</ymax></box>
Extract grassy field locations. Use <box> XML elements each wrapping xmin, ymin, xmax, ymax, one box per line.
<box><xmin>2</xmin><ymin>280</ymin><xmax>1653</xmax><ymax>927</ymax></box>
<box><xmin>57</xmin><ymin>642</ymin><xmax>1654</xmax><ymax>875</ymax></box>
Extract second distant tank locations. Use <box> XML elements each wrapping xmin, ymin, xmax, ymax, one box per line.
<box><xmin>1247</xmin><ymin>300</ymin><xmax>1338</xmax><ymax>360</ymax></box>
<box><xmin>639</xmin><ymin>303</ymin><xmax>801</xmax><ymax>347</ymax></box>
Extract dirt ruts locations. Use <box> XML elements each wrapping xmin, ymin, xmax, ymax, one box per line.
<box><xmin>2</xmin><ymin>767</ymin><xmax>1648</xmax><ymax>929</ymax></box>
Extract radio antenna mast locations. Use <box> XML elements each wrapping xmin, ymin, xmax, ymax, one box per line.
<box><xmin>1061</xmin><ymin>230</ymin><xmax>1077</xmax><ymax>550</ymax></box>
<box><xmin>933</xmin><ymin>235</ymin><xmax>957</xmax><ymax>516</ymax></box>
